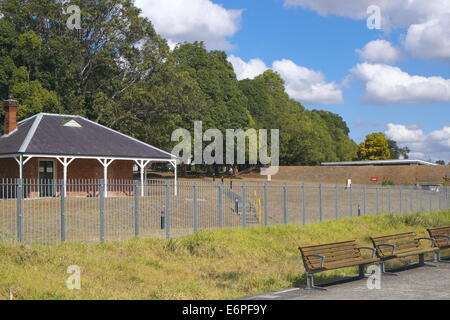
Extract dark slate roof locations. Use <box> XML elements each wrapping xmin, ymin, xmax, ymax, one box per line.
<box><xmin>0</xmin><ymin>113</ymin><xmax>175</xmax><ymax>159</ymax></box>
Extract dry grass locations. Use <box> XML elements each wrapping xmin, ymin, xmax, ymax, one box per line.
<box><xmin>0</xmin><ymin>210</ymin><xmax>449</xmax><ymax>300</ymax></box>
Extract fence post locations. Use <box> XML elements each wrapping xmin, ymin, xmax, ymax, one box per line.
<box><xmin>99</xmin><ymin>179</ymin><xmax>105</xmax><ymax>243</ymax></box>
<box><xmin>349</xmin><ymin>185</ymin><xmax>353</xmax><ymax>217</ymax></box>
<box><xmin>429</xmin><ymin>190</ymin><xmax>432</xmax><ymax>212</ymax></box>
<box><xmin>420</xmin><ymin>188</ymin><xmax>423</xmax><ymax>211</ymax></box>
<box><xmin>263</xmin><ymin>183</ymin><xmax>268</xmax><ymax>226</ymax></box>
<box><xmin>60</xmin><ymin>179</ymin><xmax>66</xmax><ymax>242</ymax></box>
<box><xmin>376</xmin><ymin>187</ymin><xmax>380</xmax><ymax>215</ymax></box>
<box><xmin>335</xmin><ymin>185</ymin><xmax>338</xmax><ymax>220</ymax></box>
<box><xmin>399</xmin><ymin>187</ymin><xmax>403</xmax><ymax>214</ymax></box>
<box><xmin>363</xmin><ymin>185</ymin><xmax>367</xmax><ymax>216</ymax></box>
<box><xmin>302</xmin><ymin>183</ymin><xmax>306</xmax><ymax>225</ymax></box>
<box><xmin>165</xmin><ymin>180</ymin><xmax>171</xmax><ymax>239</ymax></box>
<box><xmin>388</xmin><ymin>186</ymin><xmax>392</xmax><ymax>213</ymax></box>
<box><xmin>438</xmin><ymin>188</ymin><xmax>441</xmax><ymax>211</ymax></box>
<box><xmin>17</xmin><ymin>178</ymin><xmax>23</xmax><ymax>243</ymax></box>
<box><xmin>193</xmin><ymin>183</ymin><xmax>198</xmax><ymax>233</ymax></box>
<box><xmin>242</xmin><ymin>184</ymin><xmax>247</xmax><ymax>228</ymax></box>
<box><xmin>445</xmin><ymin>187</ymin><xmax>450</xmax><ymax>210</ymax></box>
<box><xmin>409</xmin><ymin>186</ymin><xmax>413</xmax><ymax>213</ymax></box>
<box><xmin>283</xmin><ymin>184</ymin><xmax>288</xmax><ymax>224</ymax></box>
<box><xmin>134</xmin><ymin>180</ymin><xmax>140</xmax><ymax>238</ymax></box>
<box><xmin>319</xmin><ymin>184</ymin><xmax>323</xmax><ymax>222</ymax></box>
<box><xmin>217</xmin><ymin>185</ymin><xmax>223</xmax><ymax>227</ymax></box>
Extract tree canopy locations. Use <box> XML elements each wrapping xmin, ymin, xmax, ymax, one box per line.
<box><xmin>388</xmin><ymin>139</ymin><xmax>410</xmax><ymax>160</ymax></box>
<box><xmin>357</xmin><ymin>132</ymin><xmax>391</xmax><ymax>160</ymax></box>
<box><xmin>0</xmin><ymin>0</ymin><xmax>387</xmax><ymax>167</ymax></box>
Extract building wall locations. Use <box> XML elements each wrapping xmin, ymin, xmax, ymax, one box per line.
<box><xmin>0</xmin><ymin>157</ymin><xmax>134</xmax><ymax>198</ymax></box>
<box><xmin>243</xmin><ymin>165</ymin><xmax>450</xmax><ymax>185</ymax></box>
<box><xmin>0</xmin><ymin>158</ymin><xmax>20</xmax><ymax>180</ymax></box>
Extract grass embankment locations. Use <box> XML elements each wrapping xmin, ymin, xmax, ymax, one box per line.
<box><xmin>0</xmin><ymin>211</ymin><xmax>449</xmax><ymax>300</ymax></box>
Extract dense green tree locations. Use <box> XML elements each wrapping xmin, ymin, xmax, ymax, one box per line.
<box><xmin>388</xmin><ymin>139</ymin><xmax>410</xmax><ymax>160</ymax></box>
<box><xmin>172</xmin><ymin>42</ymin><xmax>253</xmax><ymax>131</ymax></box>
<box><xmin>10</xmin><ymin>66</ymin><xmax>61</xmax><ymax>118</ymax></box>
<box><xmin>0</xmin><ymin>0</ymin><xmax>169</xmax><ymax>123</ymax></box>
<box><xmin>0</xmin><ymin>0</ymin><xmax>360</xmax><ymax>167</ymax></box>
<box><xmin>312</xmin><ymin>110</ymin><xmax>358</xmax><ymax>161</ymax></box>
<box><xmin>239</xmin><ymin>71</ymin><xmax>357</xmax><ymax>165</ymax></box>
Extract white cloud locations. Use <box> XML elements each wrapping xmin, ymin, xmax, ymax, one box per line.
<box><xmin>228</xmin><ymin>56</ymin><xmax>343</xmax><ymax>105</ymax></box>
<box><xmin>135</xmin><ymin>0</ymin><xmax>243</xmax><ymax>50</ymax></box>
<box><xmin>284</xmin><ymin>0</ymin><xmax>450</xmax><ymax>60</ymax></box>
<box><xmin>272</xmin><ymin>60</ymin><xmax>343</xmax><ymax>105</ymax></box>
<box><xmin>356</xmin><ymin>40</ymin><xmax>402</xmax><ymax>64</ymax></box>
<box><xmin>405</xmin><ymin>13</ymin><xmax>450</xmax><ymax>60</ymax></box>
<box><xmin>385</xmin><ymin>123</ymin><xmax>450</xmax><ymax>162</ymax></box>
<box><xmin>350</xmin><ymin>63</ymin><xmax>450</xmax><ymax>105</ymax></box>
<box><xmin>385</xmin><ymin>124</ymin><xmax>426</xmax><ymax>143</ymax></box>
<box><xmin>429</xmin><ymin>126</ymin><xmax>450</xmax><ymax>148</ymax></box>
<box><xmin>227</xmin><ymin>55</ymin><xmax>269</xmax><ymax>80</ymax></box>
<box><xmin>283</xmin><ymin>0</ymin><xmax>450</xmax><ymax>28</ymax></box>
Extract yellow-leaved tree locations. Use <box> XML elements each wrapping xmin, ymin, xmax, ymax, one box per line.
<box><xmin>357</xmin><ymin>132</ymin><xmax>391</xmax><ymax>160</ymax></box>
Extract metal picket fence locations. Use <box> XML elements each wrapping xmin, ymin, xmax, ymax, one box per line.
<box><xmin>0</xmin><ymin>178</ymin><xmax>449</xmax><ymax>245</ymax></box>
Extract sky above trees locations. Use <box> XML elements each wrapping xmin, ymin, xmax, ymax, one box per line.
<box><xmin>135</xmin><ymin>0</ymin><xmax>450</xmax><ymax>162</ymax></box>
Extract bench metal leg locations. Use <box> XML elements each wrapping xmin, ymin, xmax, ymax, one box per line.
<box><xmin>435</xmin><ymin>252</ymin><xmax>450</xmax><ymax>263</ymax></box>
<box><xmin>358</xmin><ymin>265</ymin><xmax>367</xmax><ymax>279</ymax></box>
<box><xmin>380</xmin><ymin>262</ymin><xmax>399</xmax><ymax>276</ymax></box>
<box><xmin>305</xmin><ymin>273</ymin><xmax>327</xmax><ymax>291</ymax></box>
<box><xmin>419</xmin><ymin>254</ymin><xmax>437</xmax><ymax>267</ymax></box>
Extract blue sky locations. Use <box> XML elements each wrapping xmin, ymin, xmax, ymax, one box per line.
<box><xmin>135</xmin><ymin>0</ymin><xmax>450</xmax><ymax>162</ymax></box>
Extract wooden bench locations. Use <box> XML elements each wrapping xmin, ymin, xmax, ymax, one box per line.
<box><xmin>370</xmin><ymin>232</ymin><xmax>439</xmax><ymax>274</ymax></box>
<box><xmin>427</xmin><ymin>226</ymin><xmax>450</xmax><ymax>262</ymax></box>
<box><xmin>299</xmin><ymin>240</ymin><xmax>379</xmax><ymax>290</ymax></box>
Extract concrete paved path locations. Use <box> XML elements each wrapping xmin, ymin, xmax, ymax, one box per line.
<box><xmin>242</xmin><ymin>260</ymin><xmax>450</xmax><ymax>300</ymax></box>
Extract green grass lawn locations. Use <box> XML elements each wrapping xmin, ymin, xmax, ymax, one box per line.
<box><xmin>0</xmin><ymin>210</ymin><xmax>449</xmax><ymax>300</ymax></box>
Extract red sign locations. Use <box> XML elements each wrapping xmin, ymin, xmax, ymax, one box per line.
<box><xmin>370</xmin><ymin>176</ymin><xmax>378</xmax><ymax>182</ymax></box>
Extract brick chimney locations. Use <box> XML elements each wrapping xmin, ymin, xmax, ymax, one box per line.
<box><xmin>3</xmin><ymin>96</ymin><xmax>19</xmax><ymax>135</ymax></box>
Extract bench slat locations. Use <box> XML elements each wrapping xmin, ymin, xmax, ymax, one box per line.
<box><xmin>379</xmin><ymin>240</ymin><xmax>419</xmax><ymax>249</ymax></box>
<box><xmin>371</xmin><ymin>232</ymin><xmax>416</xmax><ymax>242</ymax></box>
<box><xmin>428</xmin><ymin>226</ymin><xmax>450</xmax><ymax>249</ymax></box>
<box><xmin>302</xmin><ymin>244</ymin><xmax>358</xmax><ymax>255</ymax></box>
<box><xmin>306</xmin><ymin>251</ymin><xmax>361</xmax><ymax>264</ymax></box>
<box><xmin>300</xmin><ymin>240</ymin><xmax>374</xmax><ymax>272</ymax></box>
<box><xmin>308</xmin><ymin>257</ymin><xmax>378</xmax><ymax>271</ymax></box>
<box><xmin>301</xmin><ymin>240</ymin><xmax>356</xmax><ymax>251</ymax></box>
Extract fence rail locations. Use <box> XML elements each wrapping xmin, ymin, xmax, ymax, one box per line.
<box><xmin>0</xmin><ymin>178</ymin><xmax>449</xmax><ymax>245</ymax></box>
